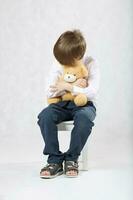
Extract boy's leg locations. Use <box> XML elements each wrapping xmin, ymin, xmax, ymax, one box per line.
<box><xmin>37</xmin><ymin>102</ymin><xmax>72</xmax><ymax>164</ymax></box>
<box><xmin>65</xmin><ymin>103</ymin><xmax>96</xmax><ymax>163</ymax></box>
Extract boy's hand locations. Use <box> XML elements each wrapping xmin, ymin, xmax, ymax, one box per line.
<box><xmin>50</xmin><ymin>78</ymin><xmax>87</xmax><ymax>95</ymax></box>
<box><xmin>74</xmin><ymin>78</ymin><xmax>88</xmax><ymax>87</ymax></box>
<box><xmin>50</xmin><ymin>80</ymin><xmax>73</xmax><ymax>95</ymax></box>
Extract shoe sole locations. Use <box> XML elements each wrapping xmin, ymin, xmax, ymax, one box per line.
<box><xmin>40</xmin><ymin>171</ymin><xmax>63</xmax><ymax>179</ymax></box>
<box><xmin>65</xmin><ymin>174</ymin><xmax>78</xmax><ymax>178</ymax></box>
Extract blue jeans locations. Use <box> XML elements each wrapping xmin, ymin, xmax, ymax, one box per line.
<box><xmin>37</xmin><ymin>101</ymin><xmax>96</xmax><ymax>164</ymax></box>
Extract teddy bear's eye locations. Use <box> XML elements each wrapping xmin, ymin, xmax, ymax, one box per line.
<box><xmin>74</xmin><ymin>74</ymin><xmax>76</xmax><ymax>76</ymax></box>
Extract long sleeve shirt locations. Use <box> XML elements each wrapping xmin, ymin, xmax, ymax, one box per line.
<box><xmin>45</xmin><ymin>55</ymin><xmax>100</xmax><ymax>106</ymax></box>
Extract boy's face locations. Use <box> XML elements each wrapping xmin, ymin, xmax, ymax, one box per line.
<box><xmin>62</xmin><ymin>58</ymin><xmax>82</xmax><ymax>68</ymax></box>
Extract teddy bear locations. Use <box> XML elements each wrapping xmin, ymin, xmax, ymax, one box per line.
<box><xmin>47</xmin><ymin>64</ymin><xmax>89</xmax><ymax>106</ymax></box>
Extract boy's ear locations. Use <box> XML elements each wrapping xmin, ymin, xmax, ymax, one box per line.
<box><xmin>81</xmin><ymin>66</ymin><xmax>88</xmax><ymax>78</ymax></box>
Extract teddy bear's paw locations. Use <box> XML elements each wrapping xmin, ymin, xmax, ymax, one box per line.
<box><xmin>62</xmin><ymin>93</ymin><xmax>75</xmax><ymax>101</ymax></box>
<box><xmin>47</xmin><ymin>97</ymin><xmax>61</xmax><ymax>104</ymax></box>
<box><xmin>74</xmin><ymin>94</ymin><xmax>88</xmax><ymax>106</ymax></box>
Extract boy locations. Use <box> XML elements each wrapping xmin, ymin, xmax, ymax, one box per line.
<box><xmin>37</xmin><ymin>30</ymin><xmax>100</xmax><ymax>178</ymax></box>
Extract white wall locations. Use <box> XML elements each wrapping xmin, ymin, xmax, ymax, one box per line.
<box><xmin>0</xmin><ymin>0</ymin><xmax>132</xmax><ymax>167</ymax></box>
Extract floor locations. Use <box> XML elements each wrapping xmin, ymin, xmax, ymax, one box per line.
<box><xmin>0</xmin><ymin>162</ymin><xmax>133</xmax><ymax>200</ymax></box>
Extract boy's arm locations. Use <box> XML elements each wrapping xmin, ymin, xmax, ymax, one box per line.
<box><xmin>45</xmin><ymin>63</ymin><xmax>65</xmax><ymax>98</ymax></box>
<box><xmin>71</xmin><ymin>59</ymin><xmax>100</xmax><ymax>100</ymax></box>
<box><xmin>46</xmin><ymin>58</ymin><xmax>100</xmax><ymax>100</ymax></box>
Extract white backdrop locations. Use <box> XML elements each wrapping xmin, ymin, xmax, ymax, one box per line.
<box><xmin>0</xmin><ymin>0</ymin><xmax>132</xmax><ymax>167</ymax></box>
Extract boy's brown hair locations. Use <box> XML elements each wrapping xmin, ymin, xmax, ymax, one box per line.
<box><xmin>53</xmin><ymin>30</ymin><xmax>86</xmax><ymax>66</ymax></box>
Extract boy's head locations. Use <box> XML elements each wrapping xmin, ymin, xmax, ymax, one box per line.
<box><xmin>53</xmin><ymin>29</ymin><xmax>86</xmax><ymax>66</ymax></box>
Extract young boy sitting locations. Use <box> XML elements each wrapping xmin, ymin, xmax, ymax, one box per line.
<box><xmin>37</xmin><ymin>29</ymin><xmax>100</xmax><ymax>178</ymax></box>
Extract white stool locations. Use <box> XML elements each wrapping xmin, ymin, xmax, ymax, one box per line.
<box><xmin>58</xmin><ymin>121</ymin><xmax>89</xmax><ymax>170</ymax></box>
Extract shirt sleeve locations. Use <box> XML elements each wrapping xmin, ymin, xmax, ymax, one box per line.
<box><xmin>45</xmin><ymin>62</ymin><xmax>65</xmax><ymax>98</ymax></box>
<box><xmin>72</xmin><ymin>58</ymin><xmax>100</xmax><ymax>100</ymax></box>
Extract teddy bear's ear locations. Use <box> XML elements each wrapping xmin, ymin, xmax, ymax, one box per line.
<box><xmin>81</xmin><ymin>66</ymin><xmax>88</xmax><ymax>78</ymax></box>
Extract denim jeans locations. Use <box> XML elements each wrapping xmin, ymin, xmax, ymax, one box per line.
<box><xmin>37</xmin><ymin>101</ymin><xmax>96</xmax><ymax>164</ymax></box>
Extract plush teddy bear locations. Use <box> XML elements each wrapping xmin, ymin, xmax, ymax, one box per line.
<box><xmin>47</xmin><ymin>64</ymin><xmax>89</xmax><ymax>106</ymax></box>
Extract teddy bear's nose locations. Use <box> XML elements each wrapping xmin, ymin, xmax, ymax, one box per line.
<box><xmin>68</xmin><ymin>76</ymin><xmax>70</xmax><ymax>78</ymax></box>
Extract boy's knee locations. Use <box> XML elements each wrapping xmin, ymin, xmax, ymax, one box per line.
<box><xmin>37</xmin><ymin>107</ymin><xmax>54</xmax><ymax>123</ymax></box>
<box><xmin>74</xmin><ymin>108</ymin><xmax>96</xmax><ymax>123</ymax></box>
